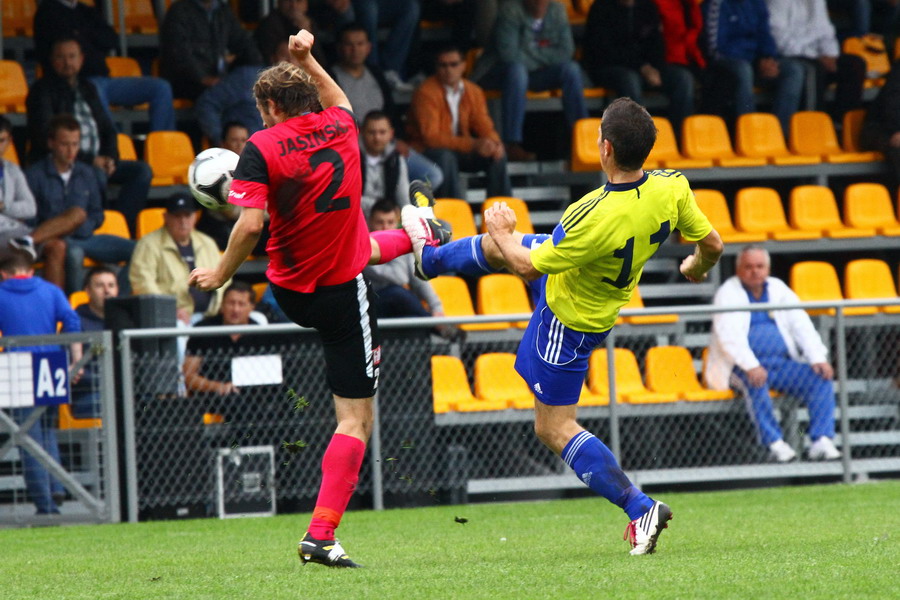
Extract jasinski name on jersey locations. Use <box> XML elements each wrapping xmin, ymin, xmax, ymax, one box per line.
<box><xmin>275</xmin><ymin>119</ymin><xmax>350</xmax><ymax>156</ymax></box>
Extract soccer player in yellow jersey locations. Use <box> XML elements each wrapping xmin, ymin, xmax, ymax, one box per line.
<box><xmin>402</xmin><ymin>98</ymin><xmax>723</xmax><ymax>555</ymax></box>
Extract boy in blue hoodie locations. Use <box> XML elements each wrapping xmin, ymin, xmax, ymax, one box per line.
<box><xmin>0</xmin><ymin>252</ymin><xmax>82</xmax><ymax>514</ymax></box>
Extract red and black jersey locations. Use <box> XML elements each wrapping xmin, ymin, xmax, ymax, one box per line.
<box><xmin>229</xmin><ymin>106</ymin><xmax>370</xmax><ymax>293</ymax></box>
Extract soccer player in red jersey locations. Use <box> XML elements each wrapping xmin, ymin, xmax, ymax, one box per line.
<box><xmin>188</xmin><ymin>30</ymin><xmax>437</xmax><ymax>568</ymax></box>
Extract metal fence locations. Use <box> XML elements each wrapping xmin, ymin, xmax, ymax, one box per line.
<box><xmin>115</xmin><ymin>298</ymin><xmax>900</xmax><ymax>522</ymax></box>
<box><xmin>0</xmin><ymin>331</ymin><xmax>119</xmax><ymax>528</ymax></box>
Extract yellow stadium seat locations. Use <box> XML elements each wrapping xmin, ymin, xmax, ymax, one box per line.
<box><xmin>681</xmin><ymin>114</ymin><xmax>767</xmax><ymax>167</ymax></box>
<box><xmin>0</xmin><ymin>60</ymin><xmax>28</xmax><ymax>113</ymax></box>
<box><xmin>136</xmin><ymin>207</ymin><xmax>166</xmax><ymax>239</ymax></box>
<box><xmin>144</xmin><ymin>130</ymin><xmax>195</xmax><ymax>186</ymax></box>
<box><xmin>434</xmin><ymin>198</ymin><xmax>478</xmax><ymax>239</ymax></box>
<box><xmin>588</xmin><ymin>348</ymin><xmax>677</xmax><ymax>404</ymax></box>
<box><xmin>95</xmin><ymin>209</ymin><xmax>131</xmax><ymax>239</ymax></box>
<box><xmin>789</xmin><ymin>185</ymin><xmax>875</xmax><ymax>238</ymax></box>
<box><xmin>843</xmin><ymin>35</ymin><xmax>890</xmax><ymax>87</ymax></box>
<box><xmin>105</xmin><ymin>56</ymin><xmax>143</xmax><ymax>78</ymax></box>
<box><xmin>252</xmin><ymin>282</ymin><xmax>267</xmax><ymax>303</ymax></box>
<box><xmin>735</xmin><ymin>187</ymin><xmax>820</xmax><ymax>241</ymax></box>
<box><xmin>59</xmin><ymin>403</ymin><xmax>102</xmax><ymax>429</ymax></box>
<box><xmin>735</xmin><ymin>113</ymin><xmax>821</xmax><ymax>165</ymax></box>
<box><xmin>843</xmin><ymin>183</ymin><xmax>900</xmax><ymax>236</ymax></box>
<box><xmin>429</xmin><ymin>275</ymin><xmax>492</xmax><ymax>332</ymax></box>
<box><xmin>617</xmin><ymin>287</ymin><xmax>678</xmax><ymax>325</ymax></box>
<box><xmin>789</xmin><ymin>111</ymin><xmax>878</xmax><ymax>163</ymax></box>
<box><xmin>644</xmin><ymin>117</ymin><xmax>713</xmax><ymax>170</ymax></box>
<box><xmin>645</xmin><ymin>346</ymin><xmax>734</xmax><ymax>401</ymax></box>
<box><xmin>109</xmin><ymin>0</ymin><xmax>160</xmax><ymax>34</ymax></box>
<box><xmin>845</xmin><ymin>259</ymin><xmax>900</xmax><ymax>314</ymax></box>
<box><xmin>842</xmin><ymin>109</ymin><xmax>881</xmax><ymax>159</ymax></box>
<box><xmin>476</xmin><ymin>274</ymin><xmax>531</xmax><ymax>329</ymax></box>
<box><xmin>431</xmin><ymin>355</ymin><xmax>477</xmax><ymax>413</ymax></box>
<box><xmin>117</xmin><ymin>133</ymin><xmax>138</xmax><ymax>161</ymax></box>
<box><xmin>789</xmin><ymin>261</ymin><xmax>844</xmax><ymax>316</ymax></box>
<box><xmin>481</xmin><ymin>196</ymin><xmax>535</xmax><ymax>234</ymax></box>
<box><xmin>579</xmin><ymin>382</ymin><xmax>609</xmax><ymax>406</ymax></box>
<box><xmin>690</xmin><ymin>189</ymin><xmax>766</xmax><ymax>243</ymax></box>
<box><xmin>1</xmin><ymin>1</ymin><xmax>34</xmax><ymax>37</ymax></box>
<box><xmin>571</xmin><ymin>118</ymin><xmax>602</xmax><ymax>172</ymax></box>
<box><xmin>474</xmin><ymin>352</ymin><xmax>532</xmax><ymax>410</ymax></box>
<box><xmin>69</xmin><ymin>290</ymin><xmax>89</xmax><ymax>309</ymax></box>
<box><xmin>2</xmin><ymin>138</ymin><xmax>19</xmax><ymax>165</ymax></box>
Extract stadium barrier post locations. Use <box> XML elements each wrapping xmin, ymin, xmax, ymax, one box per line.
<box><xmin>606</xmin><ymin>332</ymin><xmax>622</xmax><ymax>460</ymax></box>
<box><xmin>371</xmin><ymin>391</ymin><xmax>385</xmax><ymax>510</ymax></box>
<box><xmin>835</xmin><ymin>306</ymin><xmax>853</xmax><ymax>483</ymax></box>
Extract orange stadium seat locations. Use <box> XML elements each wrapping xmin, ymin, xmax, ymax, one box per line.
<box><xmin>69</xmin><ymin>290</ymin><xmax>89</xmax><ymax>309</ymax></box>
<box><xmin>571</xmin><ymin>118</ymin><xmax>602</xmax><ymax>172</ymax></box>
<box><xmin>117</xmin><ymin>133</ymin><xmax>138</xmax><ymax>161</ymax></box>
<box><xmin>690</xmin><ymin>189</ymin><xmax>766</xmax><ymax>243</ymax></box>
<box><xmin>644</xmin><ymin>117</ymin><xmax>713</xmax><ymax>170</ymax></box>
<box><xmin>645</xmin><ymin>346</ymin><xmax>734</xmax><ymax>401</ymax></box>
<box><xmin>843</xmin><ymin>183</ymin><xmax>900</xmax><ymax>235</ymax></box>
<box><xmin>0</xmin><ymin>60</ymin><xmax>29</xmax><ymax>113</ymax></box>
<box><xmin>474</xmin><ymin>353</ymin><xmax>532</xmax><ymax>410</ymax></box>
<box><xmin>429</xmin><ymin>275</ymin><xmax>492</xmax><ymax>332</ymax></box>
<box><xmin>789</xmin><ymin>185</ymin><xmax>875</xmax><ymax>238</ymax></box>
<box><xmin>842</xmin><ymin>109</ymin><xmax>881</xmax><ymax>159</ymax></box>
<box><xmin>789</xmin><ymin>111</ymin><xmax>878</xmax><ymax>163</ymax></box>
<box><xmin>845</xmin><ymin>259</ymin><xmax>900</xmax><ymax>314</ymax></box>
<box><xmin>434</xmin><ymin>198</ymin><xmax>478</xmax><ymax>239</ymax></box>
<box><xmin>843</xmin><ymin>35</ymin><xmax>890</xmax><ymax>87</ymax></box>
<box><xmin>476</xmin><ymin>274</ymin><xmax>531</xmax><ymax>329</ymax></box>
<box><xmin>735</xmin><ymin>187</ymin><xmax>820</xmax><ymax>241</ymax></box>
<box><xmin>736</xmin><ymin>113</ymin><xmax>821</xmax><ymax>165</ymax></box>
<box><xmin>144</xmin><ymin>131</ymin><xmax>195</xmax><ymax>186</ymax></box>
<box><xmin>59</xmin><ymin>403</ymin><xmax>102</xmax><ymax>429</ymax></box>
<box><xmin>109</xmin><ymin>0</ymin><xmax>160</xmax><ymax>34</ymax></box>
<box><xmin>681</xmin><ymin>114</ymin><xmax>767</xmax><ymax>167</ymax></box>
<box><xmin>2</xmin><ymin>138</ymin><xmax>20</xmax><ymax>165</ymax></box>
<box><xmin>588</xmin><ymin>348</ymin><xmax>676</xmax><ymax>404</ymax></box>
<box><xmin>481</xmin><ymin>197</ymin><xmax>534</xmax><ymax>234</ymax></box>
<box><xmin>790</xmin><ymin>261</ymin><xmax>870</xmax><ymax>316</ymax></box>
<box><xmin>105</xmin><ymin>56</ymin><xmax>143</xmax><ymax>78</ymax></box>
<box><xmin>2</xmin><ymin>0</ymin><xmax>35</xmax><ymax>37</ymax></box>
<box><xmin>431</xmin><ymin>355</ymin><xmax>477</xmax><ymax>413</ymax></box>
<box><xmin>136</xmin><ymin>207</ymin><xmax>165</xmax><ymax>239</ymax></box>
<box><xmin>84</xmin><ymin>210</ymin><xmax>132</xmax><ymax>266</ymax></box>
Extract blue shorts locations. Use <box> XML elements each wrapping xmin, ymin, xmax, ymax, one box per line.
<box><xmin>514</xmin><ymin>274</ymin><xmax>610</xmax><ymax>406</ymax></box>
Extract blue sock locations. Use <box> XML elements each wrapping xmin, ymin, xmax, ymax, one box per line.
<box><xmin>562</xmin><ymin>431</ymin><xmax>653</xmax><ymax>520</ymax></box>
<box><xmin>422</xmin><ymin>234</ymin><xmax>503</xmax><ymax>278</ymax></box>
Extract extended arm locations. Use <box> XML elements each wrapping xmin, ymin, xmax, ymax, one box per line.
<box><xmin>189</xmin><ymin>207</ymin><xmax>264</xmax><ymax>291</ymax></box>
<box><xmin>680</xmin><ymin>229</ymin><xmax>723</xmax><ymax>283</ymax></box>
<box><xmin>485</xmin><ymin>202</ymin><xmax>543</xmax><ymax>281</ymax></box>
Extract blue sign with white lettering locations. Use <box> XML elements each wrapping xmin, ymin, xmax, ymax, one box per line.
<box><xmin>31</xmin><ymin>350</ymin><xmax>70</xmax><ymax>406</ymax></box>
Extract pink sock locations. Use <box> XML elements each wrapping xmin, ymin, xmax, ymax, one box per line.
<box><xmin>370</xmin><ymin>229</ymin><xmax>412</xmax><ymax>264</ymax></box>
<box><xmin>307</xmin><ymin>433</ymin><xmax>366</xmax><ymax>540</ymax></box>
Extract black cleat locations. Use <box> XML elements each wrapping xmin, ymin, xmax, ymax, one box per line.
<box><xmin>298</xmin><ymin>532</ymin><xmax>363</xmax><ymax>568</ymax></box>
<box><xmin>409</xmin><ymin>179</ymin><xmax>436</xmax><ymax>209</ymax></box>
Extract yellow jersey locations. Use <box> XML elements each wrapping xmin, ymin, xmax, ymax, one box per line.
<box><xmin>530</xmin><ymin>170</ymin><xmax>712</xmax><ymax>332</ymax></box>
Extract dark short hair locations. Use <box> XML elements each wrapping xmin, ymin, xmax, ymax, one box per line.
<box><xmin>224</xmin><ymin>280</ymin><xmax>256</xmax><ymax>304</ymax></box>
<box><xmin>51</xmin><ymin>36</ymin><xmax>82</xmax><ymax>54</ymax></box>
<box><xmin>370</xmin><ymin>199</ymin><xmax>399</xmax><ymax>216</ymax></box>
<box><xmin>362</xmin><ymin>110</ymin><xmax>391</xmax><ymax>128</ymax></box>
<box><xmin>47</xmin><ymin>113</ymin><xmax>81</xmax><ymax>139</ymax></box>
<box><xmin>0</xmin><ymin>251</ymin><xmax>33</xmax><ymax>274</ymax></box>
<box><xmin>600</xmin><ymin>98</ymin><xmax>657</xmax><ymax>171</ymax></box>
<box><xmin>337</xmin><ymin>22</ymin><xmax>369</xmax><ymax>43</ymax></box>
<box><xmin>434</xmin><ymin>44</ymin><xmax>464</xmax><ymax>65</ymax></box>
<box><xmin>83</xmin><ymin>265</ymin><xmax>117</xmax><ymax>290</ymax></box>
<box><xmin>221</xmin><ymin>121</ymin><xmax>248</xmax><ymax>140</ymax></box>
<box><xmin>0</xmin><ymin>114</ymin><xmax>11</xmax><ymax>135</ymax></box>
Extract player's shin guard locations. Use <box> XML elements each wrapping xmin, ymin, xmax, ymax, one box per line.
<box><xmin>370</xmin><ymin>229</ymin><xmax>413</xmax><ymax>264</ymax></box>
<box><xmin>562</xmin><ymin>431</ymin><xmax>654</xmax><ymax>520</ymax></box>
<box><xmin>421</xmin><ymin>234</ymin><xmax>503</xmax><ymax>278</ymax></box>
<box><xmin>308</xmin><ymin>433</ymin><xmax>366</xmax><ymax>540</ymax></box>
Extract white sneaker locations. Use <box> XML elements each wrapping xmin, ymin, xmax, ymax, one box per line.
<box><xmin>768</xmin><ymin>439</ymin><xmax>797</xmax><ymax>463</ymax></box>
<box><xmin>623</xmin><ymin>500</ymin><xmax>672</xmax><ymax>556</ymax></box>
<box><xmin>808</xmin><ymin>436</ymin><xmax>841</xmax><ymax>460</ymax></box>
<box><xmin>384</xmin><ymin>70</ymin><xmax>415</xmax><ymax>93</ymax></box>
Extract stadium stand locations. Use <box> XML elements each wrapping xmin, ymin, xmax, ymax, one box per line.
<box><xmin>430</xmin><ymin>355</ymin><xmax>476</xmax><ymax>414</ymax></box>
<box><xmin>588</xmin><ymin>348</ymin><xmax>675</xmax><ymax>404</ymax></box>
<box><xmin>735</xmin><ymin>187</ymin><xmax>821</xmax><ymax>241</ymax></box>
<box><xmin>788</xmin><ymin>185</ymin><xmax>876</xmax><ymax>238</ymax></box>
<box><xmin>429</xmin><ymin>275</ymin><xmax>493</xmax><ymax>332</ymax></box>
<box><xmin>617</xmin><ymin>287</ymin><xmax>678</xmax><ymax>325</ymax></box>
<box><xmin>842</xmin><ymin>34</ymin><xmax>890</xmax><ymax>88</ymax></box>
<box><xmin>117</xmin><ymin>133</ymin><xmax>138</xmax><ymax>161</ymax></box>
<box><xmin>144</xmin><ymin>130</ymin><xmax>194</xmax><ymax>186</ymax></box>
<box><xmin>843</xmin><ymin>182</ymin><xmax>900</xmax><ymax>235</ymax></box>
<box><xmin>476</xmin><ymin>274</ymin><xmax>531</xmax><ymax>329</ymax></box>
<box><xmin>570</xmin><ymin>117</ymin><xmax>602</xmax><ymax>172</ymax></box>
<box><xmin>736</xmin><ymin>113</ymin><xmax>821</xmax><ymax>165</ymax></box>
<box><xmin>644</xmin><ymin>116</ymin><xmax>712</xmax><ymax>170</ymax></box>
<box><xmin>844</xmin><ymin>259</ymin><xmax>900</xmax><ymax>314</ymax></box>
<box><xmin>682</xmin><ymin>114</ymin><xmax>768</xmax><ymax>167</ymax></box>
<box><xmin>0</xmin><ymin>60</ymin><xmax>28</xmax><ymax>114</ymax></box>
<box><xmin>691</xmin><ymin>189</ymin><xmax>766</xmax><ymax>243</ymax></box>
<box><xmin>136</xmin><ymin>207</ymin><xmax>165</xmax><ymax>239</ymax></box>
<box><xmin>474</xmin><ymin>352</ymin><xmax>532</xmax><ymax>410</ymax></box>
<box><xmin>645</xmin><ymin>346</ymin><xmax>734</xmax><ymax>402</ymax></box>
<box><xmin>789</xmin><ymin>261</ymin><xmax>845</xmax><ymax>316</ymax></box>
<box><xmin>842</xmin><ymin>109</ymin><xmax>880</xmax><ymax>158</ymax></box>
<box><xmin>789</xmin><ymin>111</ymin><xmax>880</xmax><ymax>163</ymax></box>
<box><xmin>434</xmin><ymin>198</ymin><xmax>478</xmax><ymax>239</ymax></box>
<box><xmin>480</xmin><ymin>196</ymin><xmax>535</xmax><ymax>234</ymax></box>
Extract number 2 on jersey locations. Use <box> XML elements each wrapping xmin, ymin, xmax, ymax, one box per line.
<box><xmin>309</xmin><ymin>148</ymin><xmax>350</xmax><ymax>213</ymax></box>
<box><xmin>602</xmin><ymin>221</ymin><xmax>671</xmax><ymax>289</ymax></box>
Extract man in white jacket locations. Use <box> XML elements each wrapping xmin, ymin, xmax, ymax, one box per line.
<box><xmin>705</xmin><ymin>245</ymin><xmax>841</xmax><ymax>462</ymax></box>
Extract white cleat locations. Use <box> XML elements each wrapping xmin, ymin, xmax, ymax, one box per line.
<box><xmin>624</xmin><ymin>500</ymin><xmax>673</xmax><ymax>555</ymax></box>
<box><xmin>808</xmin><ymin>436</ymin><xmax>841</xmax><ymax>461</ymax></box>
<box><xmin>768</xmin><ymin>439</ymin><xmax>797</xmax><ymax>463</ymax></box>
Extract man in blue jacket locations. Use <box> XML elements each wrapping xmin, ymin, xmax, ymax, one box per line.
<box><xmin>0</xmin><ymin>251</ymin><xmax>82</xmax><ymax>515</ymax></box>
<box><xmin>702</xmin><ymin>0</ymin><xmax>805</xmax><ymax>134</ymax></box>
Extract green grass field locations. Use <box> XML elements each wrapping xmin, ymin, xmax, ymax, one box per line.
<box><xmin>2</xmin><ymin>481</ymin><xmax>897</xmax><ymax>599</ymax></box>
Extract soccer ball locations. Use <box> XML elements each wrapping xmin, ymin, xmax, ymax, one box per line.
<box><xmin>188</xmin><ymin>147</ymin><xmax>240</xmax><ymax>210</ymax></box>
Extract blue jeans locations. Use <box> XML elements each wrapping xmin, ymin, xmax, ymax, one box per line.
<box><xmin>479</xmin><ymin>60</ymin><xmax>588</xmax><ymax>143</ymax></box>
<box><xmin>89</xmin><ymin>76</ymin><xmax>176</xmax><ymax>132</ymax></box>
<box><xmin>196</xmin><ymin>66</ymin><xmax>264</xmax><ymax>145</ymax></box>
<box><xmin>424</xmin><ymin>147</ymin><xmax>511</xmax><ymax>199</ymax></box>
<box><xmin>706</xmin><ymin>57</ymin><xmax>805</xmax><ymax>136</ymax></box>
<box><xmin>732</xmin><ymin>358</ymin><xmax>836</xmax><ymax>447</ymax></box>
<box><xmin>353</xmin><ymin>0</ymin><xmax>420</xmax><ymax>76</ymax></box>
<box><xmin>406</xmin><ymin>148</ymin><xmax>444</xmax><ymax>192</ymax></box>
<box><xmin>10</xmin><ymin>407</ymin><xmax>64</xmax><ymax>514</ymax></box>
<box><xmin>65</xmin><ymin>234</ymin><xmax>136</xmax><ymax>295</ymax></box>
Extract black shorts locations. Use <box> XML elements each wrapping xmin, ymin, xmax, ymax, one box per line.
<box><xmin>270</xmin><ymin>274</ymin><xmax>381</xmax><ymax>399</ymax></box>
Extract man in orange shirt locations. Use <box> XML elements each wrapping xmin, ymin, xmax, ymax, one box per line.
<box><xmin>406</xmin><ymin>45</ymin><xmax>512</xmax><ymax>200</ymax></box>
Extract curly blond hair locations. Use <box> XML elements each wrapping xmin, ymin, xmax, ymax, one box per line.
<box><xmin>253</xmin><ymin>62</ymin><xmax>322</xmax><ymax>117</ymax></box>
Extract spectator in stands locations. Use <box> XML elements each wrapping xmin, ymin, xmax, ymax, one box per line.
<box><xmin>705</xmin><ymin>245</ymin><xmax>841</xmax><ymax>463</ymax></box>
<box><xmin>26</xmin><ymin>37</ymin><xmax>153</xmax><ymax>232</ymax></box>
<box><xmin>583</xmin><ymin>0</ymin><xmax>696</xmax><ymax>135</ymax></box>
<box><xmin>33</xmin><ymin>0</ymin><xmax>176</xmax><ymax>132</ymax></box>
<box><xmin>701</xmin><ymin>0</ymin><xmax>806</xmax><ymax>135</ymax></box>
<box><xmin>359</xmin><ymin>111</ymin><xmax>410</xmax><ymax>218</ymax></box>
<box><xmin>159</xmin><ymin>0</ymin><xmax>264</xmax><ymax>146</ymax></box>
<box><xmin>350</xmin><ymin>0</ymin><xmax>421</xmax><ymax>91</ymax></box>
<box><xmin>329</xmin><ymin>23</ymin><xmax>443</xmax><ymax>189</ymax></box>
<box><xmin>0</xmin><ymin>252</ymin><xmax>82</xmax><ymax>515</ymax></box>
<box><xmin>222</xmin><ymin>121</ymin><xmax>250</xmax><ymax>155</ymax></box>
<box><xmin>130</xmin><ymin>192</ymin><xmax>225</xmax><ymax>325</ymax></box>
<box><xmin>652</xmin><ymin>0</ymin><xmax>706</xmax><ymax>73</ymax></box>
<box><xmin>407</xmin><ymin>46</ymin><xmax>512</xmax><ymax>200</ymax></box>
<box><xmin>364</xmin><ymin>200</ymin><xmax>444</xmax><ymax>320</ymax></box>
<box><xmin>766</xmin><ymin>0</ymin><xmax>866</xmax><ymax>119</ymax></box>
<box><xmin>420</xmin><ymin>0</ymin><xmax>479</xmax><ymax>52</ymax></box>
<box><xmin>471</xmin><ymin>0</ymin><xmax>588</xmax><ymax>161</ymax></box>
<box><xmin>308</xmin><ymin>0</ymin><xmax>354</xmax><ymax>33</ymax></box>
<box><xmin>70</xmin><ymin>265</ymin><xmax>118</xmax><ymax>419</ymax></box>
<box><xmin>861</xmin><ymin>60</ymin><xmax>900</xmax><ymax>185</ymax></box>
<box><xmin>25</xmin><ymin>115</ymin><xmax>135</xmax><ymax>295</ymax></box>
<box><xmin>255</xmin><ymin>0</ymin><xmax>327</xmax><ymax>65</ymax></box>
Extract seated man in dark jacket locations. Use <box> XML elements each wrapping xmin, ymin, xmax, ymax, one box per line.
<box><xmin>26</xmin><ymin>37</ymin><xmax>152</xmax><ymax>233</ymax></box>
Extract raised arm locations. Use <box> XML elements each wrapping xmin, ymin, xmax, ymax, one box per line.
<box><xmin>680</xmin><ymin>229</ymin><xmax>724</xmax><ymax>283</ymax></box>
<box><xmin>289</xmin><ymin>29</ymin><xmax>350</xmax><ymax>111</ymax></box>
